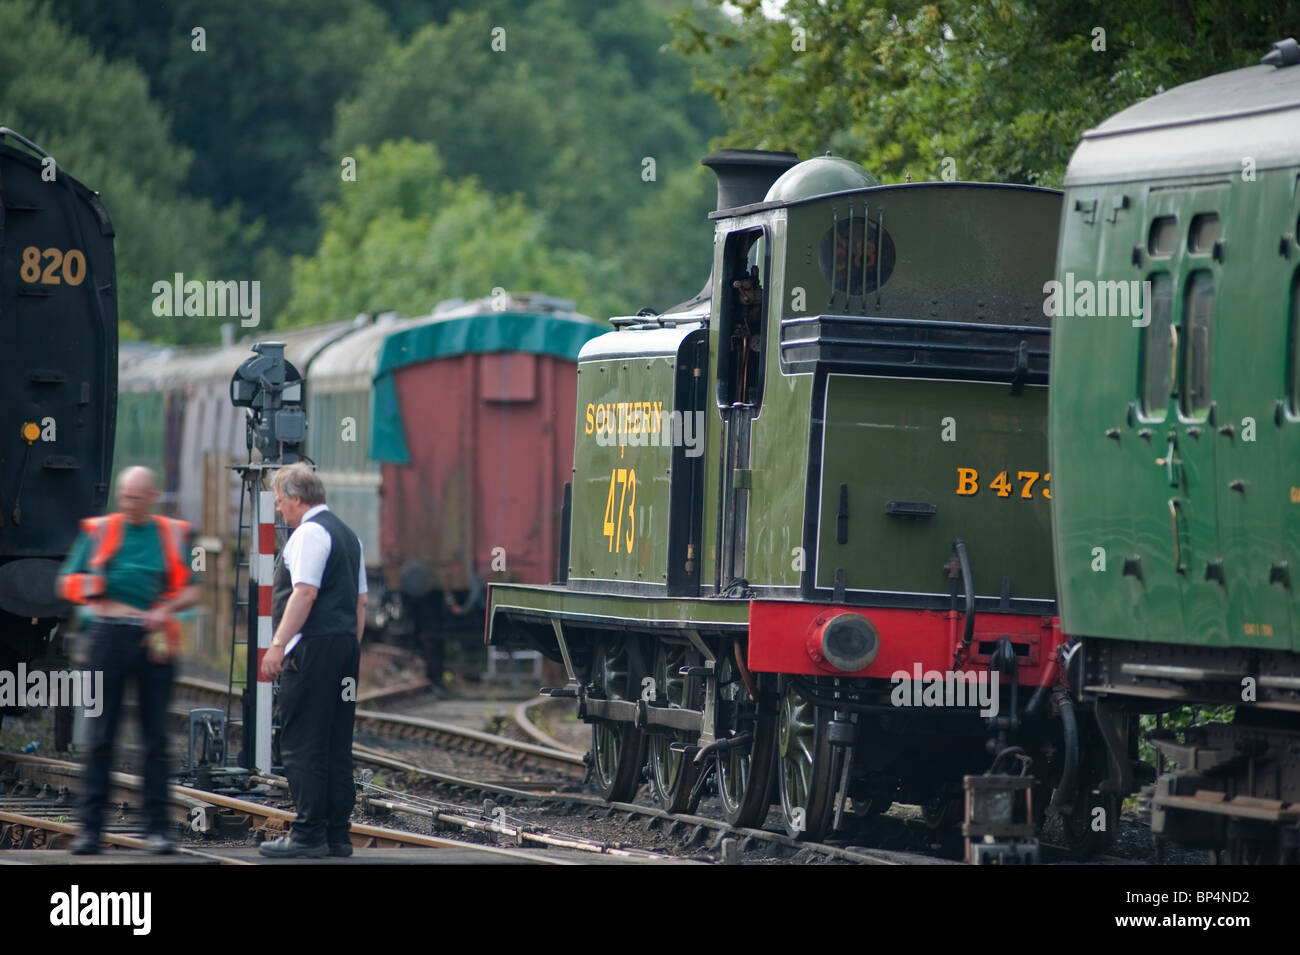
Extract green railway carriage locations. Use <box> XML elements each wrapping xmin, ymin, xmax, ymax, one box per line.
<box><xmin>1050</xmin><ymin>38</ymin><xmax>1300</xmax><ymax>861</ymax></box>
<box><xmin>488</xmin><ymin>150</ymin><xmax>1099</xmax><ymax>845</ymax></box>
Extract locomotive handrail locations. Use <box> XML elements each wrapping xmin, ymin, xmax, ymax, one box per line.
<box><xmin>0</xmin><ymin>126</ymin><xmax>53</xmax><ymax>160</ymax></box>
<box><xmin>609</xmin><ymin>313</ymin><xmax>707</xmax><ymax>328</ymax></box>
<box><xmin>951</xmin><ymin>539</ymin><xmax>976</xmax><ymax>668</ymax></box>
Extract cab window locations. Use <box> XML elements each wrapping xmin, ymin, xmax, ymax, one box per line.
<box><xmin>716</xmin><ymin>227</ymin><xmax>768</xmax><ymax>409</ymax></box>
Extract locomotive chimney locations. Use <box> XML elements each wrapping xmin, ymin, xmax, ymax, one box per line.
<box><xmin>702</xmin><ymin>148</ymin><xmax>801</xmax><ymax>213</ymax></box>
<box><xmin>659</xmin><ymin>149</ymin><xmax>799</xmax><ymax>317</ymax></box>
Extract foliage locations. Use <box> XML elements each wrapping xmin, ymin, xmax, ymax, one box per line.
<box><xmin>672</xmin><ymin>0</ymin><xmax>1300</xmax><ymax>187</ymax></box>
<box><xmin>43</xmin><ymin>0</ymin><xmax>724</xmax><ymax>333</ymax></box>
<box><xmin>1138</xmin><ymin>706</ymin><xmax>1236</xmax><ymax>772</ymax></box>
<box><xmin>0</xmin><ymin>0</ymin><xmax>250</xmax><ymax>342</ymax></box>
<box><xmin>50</xmin><ymin>0</ymin><xmax>393</xmax><ymax>252</ymax></box>
<box><xmin>332</xmin><ymin>0</ymin><xmax>723</xmax><ymax>314</ymax></box>
<box><xmin>279</xmin><ymin>140</ymin><xmax>625</xmax><ymax>324</ymax></box>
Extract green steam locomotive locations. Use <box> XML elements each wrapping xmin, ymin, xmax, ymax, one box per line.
<box><xmin>487</xmin><ymin>149</ymin><xmax>1096</xmax><ymax>845</ymax></box>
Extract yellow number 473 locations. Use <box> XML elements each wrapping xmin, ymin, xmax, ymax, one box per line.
<box><xmin>603</xmin><ymin>468</ymin><xmax>637</xmax><ymax>553</ymax></box>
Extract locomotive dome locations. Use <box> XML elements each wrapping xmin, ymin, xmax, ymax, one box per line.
<box><xmin>763</xmin><ymin>153</ymin><xmax>880</xmax><ymax>203</ymax></box>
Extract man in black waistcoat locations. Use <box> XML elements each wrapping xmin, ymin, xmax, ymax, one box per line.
<box><xmin>259</xmin><ymin>464</ymin><xmax>368</xmax><ymax>858</ymax></box>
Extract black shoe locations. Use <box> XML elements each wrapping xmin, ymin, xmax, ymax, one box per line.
<box><xmin>70</xmin><ymin>834</ymin><xmax>100</xmax><ymax>855</ymax></box>
<box><xmin>258</xmin><ymin>835</ymin><xmax>328</xmax><ymax>859</ymax></box>
<box><xmin>328</xmin><ymin>842</ymin><xmax>353</xmax><ymax>857</ymax></box>
<box><xmin>145</xmin><ymin>833</ymin><xmax>175</xmax><ymax>855</ymax></box>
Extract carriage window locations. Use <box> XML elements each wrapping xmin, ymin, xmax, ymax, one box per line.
<box><xmin>1180</xmin><ymin>271</ymin><xmax>1214</xmax><ymax>418</ymax></box>
<box><xmin>1188</xmin><ymin>213</ymin><xmax>1220</xmax><ymax>254</ymax></box>
<box><xmin>1140</xmin><ymin>273</ymin><xmax>1173</xmax><ymax>418</ymax></box>
<box><xmin>1147</xmin><ymin>217</ymin><xmax>1178</xmax><ymax>257</ymax></box>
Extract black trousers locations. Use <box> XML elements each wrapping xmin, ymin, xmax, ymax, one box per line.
<box><xmin>80</xmin><ymin>621</ymin><xmax>174</xmax><ymax>836</ymax></box>
<box><xmin>278</xmin><ymin>632</ymin><xmax>360</xmax><ymax>845</ymax></box>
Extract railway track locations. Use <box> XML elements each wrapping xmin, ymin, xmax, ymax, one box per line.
<box><xmin>166</xmin><ymin>677</ymin><xmax>1075</xmax><ymax>863</ymax></box>
<box><xmin>513</xmin><ymin>696</ymin><xmax>584</xmax><ymax>753</ymax></box>
<box><xmin>0</xmin><ymin>753</ymin><xmax>653</xmax><ymax>865</ymax></box>
<box><xmin>348</xmin><ymin>743</ymin><xmax>952</xmax><ymax>865</ymax></box>
<box><xmin>12</xmin><ymin>675</ymin><xmax>1138</xmax><ymax>863</ymax></box>
<box><xmin>170</xmin><ymin>674</ymin><xmax>585</xmax><ymax>782</ymax></box>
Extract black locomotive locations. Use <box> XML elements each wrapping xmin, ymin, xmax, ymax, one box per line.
<box><xmin>0</xmin><ymin>128</ymin><xmax>117</xmax><ymax>720</ymax></box>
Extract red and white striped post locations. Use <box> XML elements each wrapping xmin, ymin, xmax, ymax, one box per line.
<box><xmin>251</xmin><ymin>485</ymin><xmax>277</xmax><ymax>773</ymax></box>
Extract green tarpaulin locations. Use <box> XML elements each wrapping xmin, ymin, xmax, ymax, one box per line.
<box><xmin>370</xmin><ymin>311</ymin><xmax>606</xmax><ymax>464</ymax></box>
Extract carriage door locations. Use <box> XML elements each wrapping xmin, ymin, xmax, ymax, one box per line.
<box><xmin>1136</xmin><ymin>183</ymin><xmax>1229</xmax><ymax>643</ymax></box>
<box><xmin>715</xmin><ymin>225</ymin><xmax>769</xmax><ymax>590</ymax></box>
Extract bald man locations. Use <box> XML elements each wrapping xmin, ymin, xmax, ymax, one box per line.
<box><xmin>57</xmin><ymin>466</ymin><xmax>198</xmax><ymax>854</ymax></box>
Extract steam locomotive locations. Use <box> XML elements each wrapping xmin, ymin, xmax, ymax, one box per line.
<box><xmin>0</xmin><ymin>128</ymin><xmax>116</xmax><ymax>736</ymax></box>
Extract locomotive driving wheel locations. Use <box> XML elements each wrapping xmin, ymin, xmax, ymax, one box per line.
<box><xmin>589</xmin><ymin>637</ymin><xmax>644</xmax><ymax>802</ymax></box>
<box><xmin>647</xmin><ymin>640</ymin><xmax>701</xmax><ymax>813</ymax></box>
<box><xmin>716</xmin><ymin>647</ymin><xmax>776</xmax><ymax>828</ymax></box>
<box><xmin>777</xmin><ymin>677</ymin><xmax>837</xmax><ymax>841</ymax></box>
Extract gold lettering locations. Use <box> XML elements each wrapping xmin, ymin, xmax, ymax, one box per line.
<box><xmin>586</xmin><ymin>397</ymin><xmax>675</xmax><ymax>443</ymax></box>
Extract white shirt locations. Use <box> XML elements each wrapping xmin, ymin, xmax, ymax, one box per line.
<box><xmin>281</xmin><ymin>504</ymin><xmax>368</xmax><ymax>655</ymax></box>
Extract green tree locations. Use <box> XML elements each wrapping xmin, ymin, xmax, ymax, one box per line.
<box><xmin>0</xmin><ymin>0</ymin><xmax>251</xmax><ymax>341</ymax></box>
<box><xmin>674</xmin><ymin>0</ymin><xmax>1300</xmax><ymax>187</ymax></box>
<box><xmin>50</xmin><ymin>0</ymin><xmax>394</xmax><ymax>255</ymax></box>
<box><xmin>622</xmin><ymin>159</ymin><xmax>717</xmax><ymax>311</ymax></box>
<box><xmin>281</xmin><ymin>140</ymin><xmax>624</xmax><ymax>324</ymax></box>
<box><xmin>333</xmin><ymin>0</ymin><xmax>724</xmax><ymax>314</ymax></box>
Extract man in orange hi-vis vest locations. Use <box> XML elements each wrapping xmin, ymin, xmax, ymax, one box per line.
<box><xmin>56</xmin><ymin>466</ymin><xmax>197</xmax><ymax>855</ymax></box>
